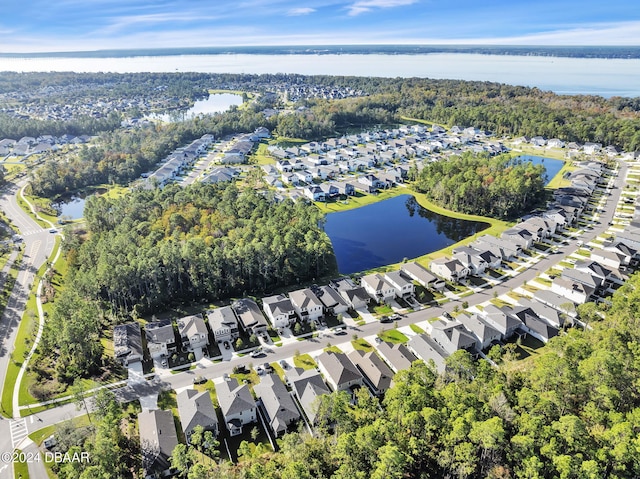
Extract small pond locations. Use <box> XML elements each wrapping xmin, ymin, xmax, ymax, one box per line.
<box><xmin>51</xmin><ymin>189</ymin><xmax>105</xmax><ymax>220</ymax></box>
<box><xmin>514</xmin><ymin>155</ymin><xmax>564</xmax><ymax>185</ymax></box>
<box><xmin>324</xmin><ymin>194</ymin><xmax>490</xmax><ymax>274</ymax></box>
<box><xmin>148</xmin><ymin>93</ymin><xmax>243</xmax><ymax>122</ymax></box>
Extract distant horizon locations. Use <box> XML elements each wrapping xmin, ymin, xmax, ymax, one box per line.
<box><xmin>3</xmin><ymin>1</ymin><xmax>639</xmax><ymax>53</ymax></box>
<box><xmin>2</xmin><ymin>44</ymin><xmax>640</xmax><ymax>59</ymax></box>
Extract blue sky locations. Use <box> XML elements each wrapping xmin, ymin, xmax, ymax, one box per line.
<box><xmin>2</xmin><ymin>0</ymin><xmax>639</xmax><ymax>52</ymax></box>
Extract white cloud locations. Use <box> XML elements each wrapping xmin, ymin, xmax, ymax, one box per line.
<box><xmin>287</xmin><ymin>7</ymin><xmax>316</xmax><ymax>16</ymax></box>
<box><xmin>347</xmin><ymin>0</ymin><xmax>418</xmax><ymax>16</ymax></box>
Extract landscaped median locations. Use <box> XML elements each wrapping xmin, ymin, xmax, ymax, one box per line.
<box><xmin>0</xmin><ymin>237</ymin><xmax>60</xmax><ymax>417</ymax></box>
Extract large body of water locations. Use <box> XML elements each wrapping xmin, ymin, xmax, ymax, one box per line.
<box><xmin>1</xmin><ymin>53</ymin><xmax>639</xmax><ymax>97</ymax></box>
<box><xmin>324</xmin><ymin>194</ymin><xmax>489</xmax><ymax>274</ymax></box>
<box><xmin>516</xmin><ymin>155</ymin><xmax>564</xmax><ymax>184</ymax></box>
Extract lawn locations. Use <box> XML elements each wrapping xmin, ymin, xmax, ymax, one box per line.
<box><xmin>323</xmin><ymin>344</ymin><xmax>343</xmax><ymax>354</ymax></box>
<box><xmin>409</xmin><ymin>324</ymin><xmax>426</xmax><ymax>334</ymax></box>
<box><xmin>293</xmin><ymin>354</ymin><xmax>317</xmax><ymax>370</ymax></box>
<box><xmin>351</xmin><ymin>338</ymin><xmax>374</xmax><ymax>352</ymax></box>
<box><xmin>371</xmin><ymin>303</ymin><xmax>393</xmax><ymax>316</ymax></box>
<box><xmin>378</xmin><ymin>329</ymin><xmax>409</xmax><ymax>344</ymax></box>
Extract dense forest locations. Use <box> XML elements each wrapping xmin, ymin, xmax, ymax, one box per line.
<box><xmin>413</xmin><ymin>152</ymin><xmax>547</xmax><ymax>219</ymax></box>
<box><xmin>62</xmin><ymin>182</ymin><xmax>334</xmax><ymax>315</ymax></box>
<box><xmin>153</xmin><ymin>273</ymin><xmax>639</xmax><ymax>479</ymax></box>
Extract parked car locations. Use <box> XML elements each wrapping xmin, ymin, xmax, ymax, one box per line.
<box><xmin>335</xmin><ymin>327</ymin><xmax>347</xmax><ymax>335</ymax></box>
<box><xmin>250</xmin><ymin>348</ymin><xmax>264</xmax><ymax>358</ymax></box>
<box><xmin>223</xmin><ymin>341</ymin><xmax>231</xmax><ymax>350</ymax></box>
<box><xmin>256</xmin><ymin>366</ymin><xmax>265</xmax><ymax>375</ymax></box>
<box><xmin>193</xmin><ymin>375</ymin><xmax>207</xmax><ymax>384</ymax></box>
<box><xmin>380</xmin><ymin>316</ymin><xmax>393</xmax><ymax>323</ymax></box>
<box><xmin>279</xmin><ymin>359</ymin><xmax>289</xmax><ymax>369</ymax></box>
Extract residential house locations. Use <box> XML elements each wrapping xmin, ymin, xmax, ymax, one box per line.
<box><xmin>289</xmin><ymin>288</ymin><xmax>324</xmax><ymax>323</ymax></box>
<box><xmin>330</xmin><ymin>277</ymin><xmax>370</xmax><ymax>310</ymax></box>
<box><xmin>316</xmin><ymin>351</ymin><xmax>364</xmax><ymax>392</ymax></box>
<box><xmin>360</xmin><ymin>273</ymin><xmax>396</xmax><ymax>303</ymax></box>
<box><xmin>510</xmin><ymin>306</ymin><xmax>559</xmax><ymax>343</ymax></box>
<box><xmin>177</xmin><ymin>314</ymin><xmax>209</xmax><ymax>354</ymax></box>
<box><xmin>262</xmin><ymin>294</ymin><xmax>298</xmax><ymax>329</ymax></box>
<box><xmin>145</xmin><ymin>320</ymin><xmax>177</xmax><ymax>360</ymax></box>
<box><xmin>177</xmin><ymin>389</ymin><xmax>219</xmax><ymax>443</ymax></box>
<box><xmin>254</xmin><ymin>374</ymin><xmax>300</xmax><ymax>436</ymax></box>
<box><xmin>452</xmin><ymin>246</ymin><xmax>488</xmax><ymax>276</ymax></box>
<box><xmin>544</xmin><ymin>208</ymin><xmax>570</xmax><ymax>229</ymax></box>
<box><xmin>605</xmin><ymin>242</ymin><xmax>637</xmax><ymax>266</ymax></box>
<box><xmin>456</xmin><ymin>313</ymin><xmax>501</xmax><ymax>350</ymax></box>
<box><xmin>479</xmin><ymin>304</ymin><xmax>523</xmax><ymax>338</ymax></box>
<box><xmin>532</xmin><ymin>290</ymin><xmax>577</xmax><ymax>317</ymax></box>
<box><xmin>303</xmin><ymin>185</ymin><xmax>326</xmax><ymax>202</ymax></box>
<box><xmin>286</xmin><ymin>368</ymin><xmax>331</xmax><ymax>424</ymax></box>
<box><xmin>216</xmin><ymin>378</ymin><xmax>257</xmax><ymax>436</ymax></box>
<box><xmin>139</xmin><ymin>409</ymin><xmax>179</xmax><ymax>478</ymax></box>
<box><xmin>407</xmin><ymin>334</ymin><xmax>449</xmax><ymax>374</ymax></box>
<box><xmin>348</xmin><ymin>350</ymin><xmax>394</xmax><ymax>396</ymax></box>
<box><xmin>430</xmin><ymin>257</ymin><xmax>469</xmax><ymax>282</ymax></box>
<box><xmin>590</xmin><ymin>248</ymin><xmax>623</xmax><ymax>270</ymax></box>
<box><xmin>501</xmin><ymin>227</ymin><xmax>534</xmax><ymax>250</ymax></box>
<box><xmin>232</xmin><ymin>298</ymin><xmax>268</xmax><ymax>335</ymax></box>
<box><xmin>113</xmin><ymin>322</ymin><xmax>143</xmax><ymax>367</ymax></box>
<box><xmin>332</xmin><ymin>181</ymin><xmax>356</xmax><ymax>196</ymax></box>
<box><xmin>316</xmin><ymin>285</ymin><xmax>349</xmax><ymax>316</ymax></box>
<box><xmin>551</xmin><ymin>277</ymin><xmax>594</xmax><ymax>304</ymax></box>
<box><xmin>294</xmin><ymin>170</ymin><xmax>314</xmax><ymax>184</ymax></box>
<box><xmin>206</xmin><ymin>306</ymin><xmax>240</xmax><ymax>344</ymax></box>
<box><xmin>475</xmin><ymin>235</ymin><xmax>521</xmax><ymax>260</ymax></box>
<box><xmin>384</xmin><ymin>270</ymin><xmax>415</xmax><ymax>299</ymax></box>
<box><xmin>401</xmin><ymin>262</ymin><xmax>446</xmax><ymax>291</ymax></box>
<box><xmin>430</xmin><ymin>320</ymin><xmax>477</xmax><ymax>356</ymax></box>
<box><xmin>518</xmin><ymin>298</ymin><xmax>565</xmax><ymax>328</ymax></box>
<box><xmin>375</xmin><ymin>341</ymin><xmax>417</xmax><ymax>373</ymax></box>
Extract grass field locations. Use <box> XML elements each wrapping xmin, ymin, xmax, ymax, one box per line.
<box><xmin>378</xmin><ymin>329</ymin><xmax>409</xmax><ymax>344</ymax></box>
<box><xmin>351</xmin><ymin>338</ymin><xmax>374</xmax><ymax>352</ymax></box>
<box><xmin>293</xmin><ymin>353</ymin><xmax>317</xmax><ymax>370</ymax></box>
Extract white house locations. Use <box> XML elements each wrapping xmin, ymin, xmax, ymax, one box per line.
<box><xmin>177</xmin><ymin>314</ymin><xmax>209</xmax><ymax>355</ymax></box>
<box><xmin>289</xmin><ymin>288</ymin><xmax>324</xmax><ymax>322</ymax></box>
<box><xmin>262</xmin><ymin>294</ymin><xmax>298</xmax><ymax>329</ymax></box>
<box><xmin>360</xmin><ymin>273</ymin><xmax>396</xmax><ymax>303</ymax></box>
<box><xmin>430</xmin><ymin>257</ymin><xmax>469</xmax><ymax>282</ymax></box>
<box><xmin>206</xmin><ymin>307</ymin><xmax>239</xmax><ymax>344</ymax></box>
<box><xmin>216</xmin><ymin>378</ymin><xmax>257</xmax><ymax>436</ymax></box>
<box><xmin>384</xmin><ymin>270</ymin><xmax>415</xmax><ymax>299</ymax></box>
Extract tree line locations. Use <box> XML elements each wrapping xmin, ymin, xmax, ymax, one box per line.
<box><xmin>413</xmin><ymin>152</ymin><xmax>547</xmax><ymax>219</ymax></box>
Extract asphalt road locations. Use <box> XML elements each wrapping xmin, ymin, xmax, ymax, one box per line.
<box><xmin>0</xmin><ymin>160</ymin><xmax>626</xmax><ymax>479</ymax></box>
<box><xmin>0</xmin><ymin>180</ymin><xmax>56</xmax><ymax>478</ymax></box>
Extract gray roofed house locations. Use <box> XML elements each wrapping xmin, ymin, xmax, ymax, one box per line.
<box><xmin>254</xmin><ymin>374</ymin><xmax>300</xmax><ymax>436</ymax></box>
<box><xmin>316</xmin><ymin>285</ymin><xmax>349</xmax><ymax>315</ymax></box>
<box><xmin>430</xmin><ymin>320</ymin><xmax>477</xmax><ymax>355</ymax></box>
<box><xmin>348</xmin><ymin>350</ymin><xmax>394</xmax><ymax>396</ymax></box>
<box><xmin>232</xmin><ymin>298</ymin><xmax>268</xmax><ymax>334</ymax></box>
<box><xmin>479</xmin><ymin>304</ymin><xmax>523</xmax><ymax>338</ymax></box>
<box><xmin>139</xmin><ymin>409</ymin><xmax>179</xmax><ymax>477</ymax></box>
<box><xmin>113</xmin><ymin>322</ymin><xmax>143</xmax><ymax>366</ymax></box>
<box><xmin>401</xmin><ymin>262</ymin><xmax>445</xmax><ymax>290</ymax></box>
<box><xmin>289</xmin><ymin>288</ymin><xmax>324</xmax><ymax>322</ymax></box>
<box><xmin>331</xmin><ymin>277</ymin><xmax>370</xmax><ymax>309</ymax></box>
<box><xmin>375</xmin><ymin>341</ymin><xmax>417</xmax><ymax>373</ymax></box>
<box><xmin>216</xmin><ymin>378</ymin><xmax>257</xmax><ymax>436</ymax></box>
<box><xmin>407</xmin><ymin>334</ymin><xmax>449</xmax><ymax>374</ymax></box>
<box><xmin>177</xmin><ymin>389</ymin><xmax>219</xmax><ymax>443</ymax></box>
<box><xmin>262</xmin><ymin>294</ymin><xmax>298</xmax><ymax>329</ymax></box>
<box><xmin>360</xmin><ymin>273</ymin><xmax>396</xmax><ymax>302</ymax></box>
<box><xmin>177</xmin><ymin>314</ymin><xmax>209</xmax><ymax>353</ymax></box>
<box><xmin>384</xmin><ymin>270</ymin><xmax>415</xmax><ymax>298</ymax></box>
<box><xmin>510</xmin><ymin>306</ymin><xmax>559</xmax><ymax>343</ymax></box>
<box><xmin>518</xmin><ymin>298</ymin><xmax>565</xmax><ymax>328</ymax></box>
<box><xmin>286</xmin><ymin>367</ymin><xmax>331</xmax><ymax>424</ymax></box>
<box><xmin>430</xmin><ymin>257</ymin><xmax>469</xmax><ymax>282</ymax></box>
<box><xmin>532</xmin><ymin>290</ymin><xmax>577</xmax><ymax>317</ymax></box>
<box><xmin>206</xmin><ymin>306</ymin><xmax>240</xmax><ymax>343</ymax></box>
<box><xmin>316</xmin><ymin>351</ymin><xmax>364</xmax><ymax>392</ymax></box>
<box><xmin>145</xmin><ymin>319</ymin><xmax>177</xmax><ymax>360</ymax></box>
<box><xmin>551</xmin><ymin>276</ymin><xmax>595</xmax><ymax>304</ymax></box>
<box><xmin>561</xmin><ymin>268</ymin><xmax>601</xmax><ymax>290</ymax></box>
<box><xmin>456</xmin><ymin>313</ymin><xmax>501</xmax><ymax>349</ymax></box>
<box><xmin>474</xmin><ymin>235</ymin><xmax>521</xmax><ymax>260</ymax></box>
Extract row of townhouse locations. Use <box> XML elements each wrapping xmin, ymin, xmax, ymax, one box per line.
<box><xmin>145</xmin><ymin>134</ymin><xmax>215</xmax><ymax>186</ymax></box>
<box><xmin>429</xmin><ymin>160</ymin><xmax>608</xmax><ymax>283</ymax></box>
